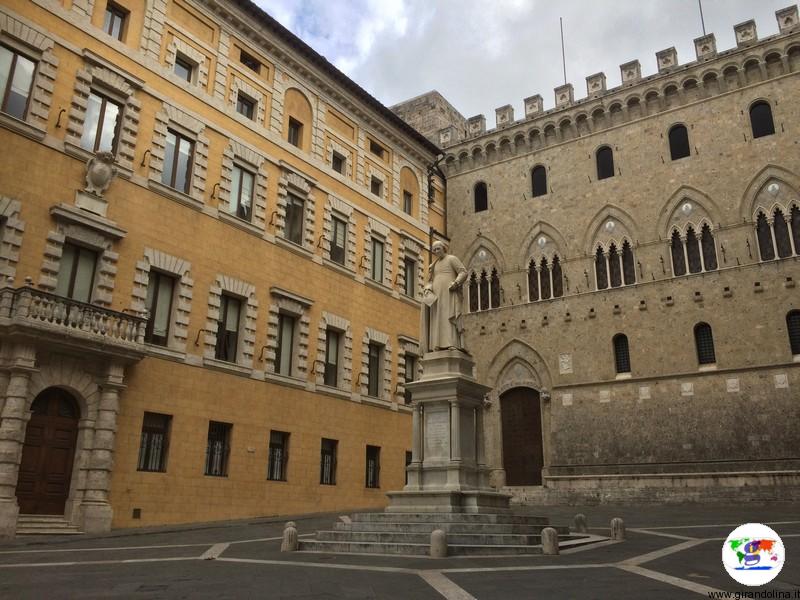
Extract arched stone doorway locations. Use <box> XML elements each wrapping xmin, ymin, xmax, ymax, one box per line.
<box><xmin>500</xmin><ymin>387</ymin><xmax>543</xmax><ymax>486</ymax></box>
<box><xmin>15</xmin><ymin>388</ymin><xmax>80</xmax><ymax>515</ymax></box>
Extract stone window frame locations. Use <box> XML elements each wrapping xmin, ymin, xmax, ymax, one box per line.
<box><xmin>265</xmin><ymin>288</ymin><xmax>312</xmax><ymax>380</ymax></box>
<box><xmin>326</xmin><ymin>138</ymin><xmax>353</xmax><ymax>179</ymax></box>
<box><xmin>364</xmin><ymin>218</ymin><xmax>393</xmax><ymax>288</ymax></box>
<box><xmin>396</xmin><ymin>336</ymin><xmax>420</xmax><ymax>404</ymax></box>
<box><xmin>0</xmin><ymin>196</ymin><xmax>24</xmax><ymax>283</ymax></box>
<box><xmin>229</xmin><ymin>75</ymin><xmax>266</xmax><ymax>125</ymax></box>
<box><xmin>396</xmin><ymin>161</ymin><xmax>429</xmax><ymax>224</ymax></box>
<box><xmin>321</xmin><ymin>194</ymin><xmax>357</xmax><ymax>271</ymax></box>
<box><xmin>275</xmin><ymin>169</ymin><xmax>316</xmax><ymax>250</ymax></box>
<box><xmin>165</xmin><ymin>36</ymin><xmax>209</xmax><ymax>88</ymax></box>
<box><xmin>203</xmin><ymin>275</ymin><xmax>258</xmax><ymax>369</ymax></box>
<box><xmin>65</xmin><ymin>63</ymin><xmax>142</xmax><ymax>175</ymax></box>
<box><xmin>38</xmin><ymin>220</ymin><xmax>119</xmax><ymax>308</ymax></box>
<box><xmin>149</xmin><ymin>103</ymin><xmax>209</xmax><ymax>205</ymax></box>
<box><xmin>314</xmin><ymin>311</ymin><xmax>353</xmax><ymax>392</ymax></box>
<box><xmin>0</xmin><ymin>14</ymin><xmax>58</xmax><ymax>139</ymax></box>
<box><xmin>398</xmin><ymin>236</ymin><xmax>424</xmax><ymax>300</ymax></box>
<box><xmin>131</xmin><ymin>248</ymin><xmax>193</xmax><ymax>354</ymax></box>
<box><xmin>365</xmin><ymin>163</ymin><xmax>388</xmax><ymax>202</ymax></box>
<box><xmin>753</xmin><ymin>199</ymin><xmax>800</xmax><ymax>262</ymax></box>
<box><xmin>593</xmin><ymin>237</ymin><xmax>636</xmax><ymax>290</ymax></box>
<box><xmin>360</xmin><ymin>327</ymin><xmax>392</xmax><ymax>401</ymax></box>
<box><xmin>466</xmin><ymin>247</ymin><xmax>501</xmax><ymax>312</ymax></box>
<box><xmin>527</xmin><ymin>253</ymin><xmax>564</xmax><ymax>302</ymax></box>
<box><xmin>220</xmin><ymin>140</ymin><xmax>268</xmax><ymax>229</ymax></box>
<box><xmin>668</xmin><ymin>219</ymin><xmax>719</xmax><ymax>276</ymax></box>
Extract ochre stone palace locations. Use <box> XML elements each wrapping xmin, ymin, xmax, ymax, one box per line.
<box><xmin>0</xmin><ymin>1</ymin><xmax>797</xmax><ymax>538</ymax></box>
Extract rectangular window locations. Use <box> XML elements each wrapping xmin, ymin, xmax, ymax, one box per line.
<box><xmin>370</xmin><ymin>176</ymin><xmax>383</xmax><ymax>197</ymax></box>
<box><xmin>371</xmin><ymin>238</ymin><xmax>384</xmax><ymax>282</ymax></box>
<box><xmin>230</xmin><ymin>165</ymin><xmax>255</xmax><ymax>221</ymax></box>
<box><xmin>267</xmin><ymin>430</ymin><xmax>289</xmax><ymax>481</ymax></box>
<box><xmin>403</xmin><ymin>257</ymin><xmax>416</xmax><ymax>297</ymax></box>
<box><xmin>369</xmin><ymin>140</ymin><xmax>385</xmax><ymax>159</ymax></box>
<box><xmin>236</xmin><ymin>92</ymin><xmax>255</xmax><ymax>120</ymax></box>
<box><xmin>324</xmin><ymin>328</ymin><xmax>340</xmax><ymax>387</ymax></box>
<box><xmin>55</xmin><ymin>243</ymin><xmax>98</xmax><ymax>303</ymax></box>
<box><xmin>288</xmin><ymin>117</ymin><xmax>302</xmax><ymax>147</ymax></box>
<box><xmin>331</xmin><ymin>151</ymin><xmax>345</xmax><ymax>175</ymax></box>
<box><xmin>405</xmin><ymin>450</ymin><xmax>412</xmax><ymax>485</ymax></box>
<box><xmin>366</xmin><ymin>445</ymin><xmax>380</xmax><ymax>488</ymax></box>
<box><xmin>239</xmin><ymin>50</ymin><xmax>261</xmax><ymax>73</ymax></box>
<box><xmin>285</xmin><ymin>194</ymin><xmax>304</xmax><ymax>244</ymax></box>
<box><xmin>103</xmin><ymin>2</ymin><xmax>127</xmax><ymax>40</ymax></box>
<box><xmin>367</xmin><ymin>342</ymin><xmax>382</xmax><ymax>398</ymax></box>
<box><xmin>404</xmin><ymin>354</ymin><xmax>417</xmax><ymax>404</ymax></box>
<box><xmin>144</xmin><ymin>270</ymin><xmax>175</xmax><ymax>346</ymax></box>
<box><xmin>204</xmin><ymin>421</ymin><xmax>231</xmax><ymax>477</ymax></box>
<box><xmin>174</xmin><ymin>54</ymin><xmax>194</xmax><ymax>82</ymax></box>
<box><xmin>320</xmin><ymin>438</ymin><xmax>337</xmax><ymax>485</ymax></box>
<box><xmin>276</xmin><ymin>313</ymin><xmax>295</xmax><ymax>376</ymax></box>
<box><xmin>403</xmin><ymin>191</ymin><xmax>413</xmax><ymax>215</ymax></box>
<box><xmin>161</xmin><ymin>129</ymin><xmax>194</xmax><ymax>193</ymax></box>
<box><xmin>330</xmin><ymin>216</ymin><xmax>347</xmax><ymax>265</ymax></box>
<box><xmin>0</xmin><ymin>45</ymin><xmax>36</xmax><ymax>121</ymax></box>
<box><xmin>80</xmin><ymin>91</ymin><xmax>122</xmax><ymax>154</ymax></box>
<box><xmin>137</xmin><ymin>412</ymin><xmax>171</xmax><ymax>472</ymax></box>
<box><xmin>215</xmin><ymin>294</ymin><xmax>241</xmax><ymax>362</ymax></box>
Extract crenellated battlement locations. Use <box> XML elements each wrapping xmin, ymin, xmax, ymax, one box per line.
<box><xmin>438</xmin><ymin>4</ymin><xmax>799</xmax><ymax>152</ymax></box>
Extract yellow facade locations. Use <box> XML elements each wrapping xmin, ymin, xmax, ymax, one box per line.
<box><xmin>0</xmin><ymin>0</ymin><xmax>444</xmax><ymax>534</ymax></box>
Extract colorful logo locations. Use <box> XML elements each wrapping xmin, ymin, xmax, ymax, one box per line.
<box><xmin>722</xmin><ymin>523</ymin><xmax>785</xmax><ymax>586</ymax></box>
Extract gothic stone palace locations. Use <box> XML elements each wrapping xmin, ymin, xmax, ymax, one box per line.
<box><xmin>395</xmin><ymin>5</ymin><xmax>800</xmax><ymax>503</ymax></box>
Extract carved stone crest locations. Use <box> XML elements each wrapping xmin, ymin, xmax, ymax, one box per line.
<box><xmin>85</xmin><ymin>152</ymin><xmax>117</xmax><ymax>197</ymax></box>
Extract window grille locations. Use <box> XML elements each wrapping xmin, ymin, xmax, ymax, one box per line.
<box><xmin>694</xmin><ymin>323</ymin><xmax>716</xmax><ymax>365</ymax></box>
<box><xmin>137</xmin><ymin>412</ymin><xmax>171</xmax><ymax>472</ymax></box>
<box><xmin>204</xmin><ymin>421</ymin><xmax>231</xmax><ymax>477</ymax></box>
<box><xmin>268</xmin><ymin>430</ymin><xmax>289</xmax><ymax>481</ymax></box>
<box><xmin>613</xmin><ymin>334</ymin><xmax>631</xmax><ymax>374</ymax></box>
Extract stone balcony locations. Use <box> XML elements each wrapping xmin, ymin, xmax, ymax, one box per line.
<box><xmin>0</xmin><ymin>285</ymin><xmax>147</xmax><ymax>362</ymax></box>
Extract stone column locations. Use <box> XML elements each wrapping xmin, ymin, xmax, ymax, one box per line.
<box><xmin>80</xmin><ymin>363</ymin><xmax>124</xmax><ymax>534</ymax></box>
<box><xmin>449</xmin><ymin>400</ymin><xmax>461</xmax><ymax>462</ymax></box>
<box><xmin>0</xmin><ymin>344</ymin><xmax>36</xmax><ymax>539</ymax></box>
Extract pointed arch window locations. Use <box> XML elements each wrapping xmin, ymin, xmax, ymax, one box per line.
<box><xmin>608</xmin><ymin>244</ymin><xmax>622</xmax><ymax>287</ymax></box>
<box><xmin>490</xmin><ymin>268</ymin><xmax>501</xmax><ymax>307</ymax></box>
<box><xmin>539</xmin><ymin>258</ymin><xmax>551</xmax><ymax>299</ymax></box>
<box><xmin>478</xmin><ymin>270</ymin><xmax>489</xmax><ymax>310</ymax></box>
<box><xmin>468</xmin><ymin>272</ymin><xmax>479</xmax><ymax>312</ymax></box>
<box><xmin>750</xmin><ymin>101</ymin><xmax>775</xmax><ymax>139</ymax></box>
<box><xmin>671</xmin><ymin>230</ymin><xmax>686</xmax><ymax>276</ymax></box>
<box><xmin>596</xmin><ymin>146</ymin><xmax>614</xmax><ymax>180</ymax></box>
<box><xmin>474</xmin><ymin>182</ymin><xmax>488</xmax><ymax>212</ymax></box>
<box><xmin>670</xmin><ymin>225</ymin><xmax>718</xmax><ymax>275</ymax></box>
<box><xmin>531</xmin><ymin>166</ymin><xmax>547</xmax><ymax>197</ymax></box>
<box><xmin>792</xmin><ymin>206</ymin><xmax>800</xmax><ymax>250</ymax></box>
<box><xmin>756</xmin><ymin>211</ymin><xmax>775</xmax><ymax>260</ymax></box>
<box><xmin>701</xmin><ymin>224</ymin><xmax>718</xmax><ymax>270</ymax></box>
<box><xmin>774</xmin><ymin>208</ymin><xmax>793</xmax><ymax>258</ymax></box>
<box><xmin>527</xmin><ymin>260</ymin><xmax>539</xmax><ymax>301</ymax></box>
<box><xmin>613</xmin><ymin>334</ymin><xmax>631</xmax><ymax>374</ymax></box>
<box><xmin>469</xmin><ymin>269</ymin><xmax>499</xmax><ymax>311</ymax></box>
<box><xmin>756</xmin><ymin>208</ymin><xmax>799</xmax><ymax>261</ymax></box>
<box><xmin>552</xmin><ymin>256</ymin><xmax>563</xmax><ymax>298</ymax></box>
<box><xmin>694</xmin><ymin>322</ymin><xmax>716</xmax><ymax>365</ymax></box>
<box><xmin>594</xmin><ymin>246</ymin><xmax>608</xmax><ymax>290</ymax></box>
<box><xmin>787</xmin><ymin>310</ymin><xmax>800</xmax><ymax>355</ymax></box>
<box><xmin>528</xmin><ymin>256</ymin><xmax>564</xmax><ymax>301</ymax></box>
<box><xmin>621</xmin><ymin>241</ymin><xmax>635</xmax><ymax>285</ymax></box>
<box><xmin>686</xmin><ymin>227</ymin><xmax>702</xmax><ymax>273</ymax></box>
<box><xmin>668</xmin><ymin>124</ymin><xmax>690</xmax><ymax>160</ymax></box>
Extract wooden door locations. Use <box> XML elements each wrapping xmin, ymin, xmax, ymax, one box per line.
<box><xmin>500</xmin><ymin>387</ymin><xmax>543</xmax><ymax>486</ymax></box>
<box><xmin>15</xmin><ymin>388</ymin><xmax>79</xmax><ymax>515</ymax></box>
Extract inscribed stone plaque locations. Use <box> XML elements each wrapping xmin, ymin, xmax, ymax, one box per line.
<box><xmin>559</xmin><ymin>354</ymin><xmax>573</xmax><ymax>374</ymax></box>
<box><xmin>726</xmin><ymin>378</ymin><xmax>740</xmax><ymax>393</ymax></box>
<box><xmin>599</xmin><ymin>390</ymin><xmax>610</xmax><ymax>403</ymax></box>
<box><xmin>681</xmin><ymin>382</ymin><xmax>694</xmax><ymax>396</ymax></box>
<box><xmin>561</xmin><ymin>393</ymin><xmax>573</xmax><ymax>407</ymax></box>
<box><xmin>639</xmin><ymin>386</ymin><xmax>651</xmax><ymax>400</ymax></box>
<box><xmin>424</xmin><ymin>408</ymin><xmax>450</xmax><ymax>460</ymax></box>
<box><xmin>774</xmin><ymin>374</ymin><xmax>788</xmax><ymax>389</ymax></box>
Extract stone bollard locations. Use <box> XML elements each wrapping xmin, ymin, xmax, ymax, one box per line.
<box><xmin>541</xmin><ymin>526</ymin><xmax>559</xmax><ymax>555</ymax></box>
<box><xmin>611</xmin><ymin>518</ymin><xmax>625</xmax><ymax>541</ymax></box>
<box><xmin>573</xmin><ymin>513</ymin><xmax>588</xmax><ymax>533</ymax></box>
<box><xmin>430</xmin><ymin>529</ymin><xmax>447</xmax><ymax>558</ymax></box>
<box><xmin>281</xmin><ymin>521</ymin><xmax>298</xmax><ymax>552</ymax></box>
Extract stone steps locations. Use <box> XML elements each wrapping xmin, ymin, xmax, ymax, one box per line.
<box><xmin>299</xmin><ymin>539</ymin><xmax>546</xmax><ymax>556</ymax></box>
<box><xmin>334</xmin><ymin>521</ymin><xmax>569</xmax><ymax>535</ymax></box>
<box><xmin>350</xmin><ymin>512</ymin><xmax>550</xmax><ymax>525</ymax></box>
<box><xmin>16</xmin><ymin>514</ymin><xmax>83</xmax><ymax>536</ymax></box>
<box><xmin>317</xmin><ymin>530</ymin><xmax>562</xmax><ymax>545</ymax></box>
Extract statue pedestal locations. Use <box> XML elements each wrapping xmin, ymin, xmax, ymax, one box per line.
<box><xmin>386</xmin><ymin>349</ymin><xmax>511</xmax><ymax>513</ymax></box>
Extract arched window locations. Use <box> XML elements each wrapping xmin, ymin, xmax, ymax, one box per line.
<box><xmin>596</xmin><ymin>146</ymin><xmax>614</xmax><ymax>180</ymax></box>
<box><xmin>613</xmin><ymin>334</ymin><xmax>631</xmax><ymax>374</ymax></box>
<box><xmin>686</xmin><ymin>227</ymin><xmax>702</xmax><ymax>273</ymax></box>
<box><xmin>671</xmin><ymin>230</ymin><xmax>686</xmax><ymax>276</ymax></box>
<box><xmin>694</xmin><ymin>322</ymin><xmax>716</xmax><ymax>365</ymax></box>
<box><xmin>773</xmin><ymin>208</ymin><xmax>792</xmax><ymax>258</ymax></box>
<box><xmin>538</xmin><ymin>258</ymin><xmax>550</xmax><ymax>299</ymax></box>
<box><xmin>478</xmin><ymin>270</ymin><xmax>489</xmax><ymax>310</ymax></box>
<box><xmin>608</xmin><ymin>244</ymin><xmax>622</xmax><ymax>287</ymax></box>
<box><xmin>527</xmin><ymin>260</ymin><xmax>539</xmax><ymax>302</ymax></box>
<box><xmin>552</xmin><ymin>256</ymin><xmax>563</xmax><ymax>298</ymax></box>
<box><xmin>621</xmin><ymin>241</ymin><xmax>635</xmax><ymax>285</ymax></box>
<box><xmin>756</xmin><ymin>211</ymin><xmax>775</xmax><ymax>260</ymax></box>
<box><xmin>595</xmin><ymin>246</ymin><xmax>608</xmax><ymax>290</ymax></box>
<box><xmin>668</xmin><ymin>124</ymin><xmax>690</xmax><ymax>160</ymax></box>
<box><xmin>531</xmin><ymin>165</ymin><xmax>547</xmax><ymax>197</ymax></box>
<box><xmin>468</xmin><ymin>272</ymin><xmax>478</xmax><ymax>312</ymax></box>
<box><xmin>701</xmin><ymin>224</ymin><xmax>718</xmax><ymax>271</ymax></box>
<box><xmin>750</xmin><ymin>101</ymin><xmax>775</xmax><ymax>138</ymax></box>
<box><xmin>490</xmin><ymin>268</ymin><xmax>501</xmax><ymax>307</ymax></box>
<box><xmin>474</xmin><ymin>182</ymin><xmax>488</xmax><ymax>212</ymax></box>
<box><xmin>792</xmin><ymin>206</ymin><xmax>800</xmax><ymax>251</ymax></box>
<box><xmin>787</xmin><ymin>310</ymin><xmax>800</xmax><ymax>355</ymax></box>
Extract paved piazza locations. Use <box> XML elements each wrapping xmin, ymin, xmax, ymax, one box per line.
<box><xmin>0</xmin><ymin>503</ymin><xmax>797</xmax><ymax>599</ymax></box>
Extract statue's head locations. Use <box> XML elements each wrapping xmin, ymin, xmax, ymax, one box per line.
<box><xmin>431</xmin><ymin>240</ymin><xmax>447</xmax><ymax>257</ymax></box>
<box><xmin>95</xmin><ymin>151</ymin><xmax>115</xmax><ymax>164</ymax></box>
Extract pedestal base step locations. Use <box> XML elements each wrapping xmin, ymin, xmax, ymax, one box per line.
<box><xmin>16</xmin><ymin>514</ymin><xmax>83</xmax><ymax>536</ymax></box>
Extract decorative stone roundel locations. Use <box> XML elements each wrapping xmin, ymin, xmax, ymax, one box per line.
<box><xmin>681</xmin><ymin>202</ymin><xmax>693</xmax><ymax>216</ymax></box>
<box><xmin>768</xmin><ymin>183</ymin><xmax>780</xmax><ymax>196</ymax></box>
<box><xmin>604</xmin><ymin>220</ymin><xmax>616</xmax><ymax>233</ymax></box>
<box><xmin>537</xmin><ymin>236</ymin><xmax>547</xmax><ymax>249</ymax></box>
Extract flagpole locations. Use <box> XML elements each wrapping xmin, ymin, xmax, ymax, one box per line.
<box><xmin>698</xmin><ymin>0</ymin><xmax>706</xmax><ymax>35</ymax></box>
<box><xmin>560</xmin><ymin>17</ymin><xmax>567</xmax><ymax>85</ymax></box>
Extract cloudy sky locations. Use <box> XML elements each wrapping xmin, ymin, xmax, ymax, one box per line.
<box><xmin>253</xmin><ymin>1</ymin><xmax>791</xmax><ymax>121</ymax></box>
